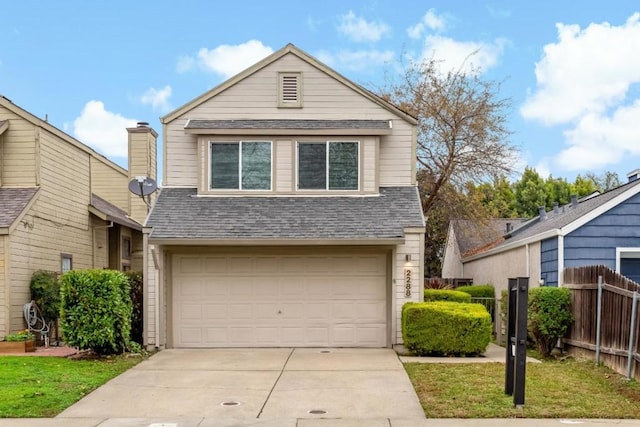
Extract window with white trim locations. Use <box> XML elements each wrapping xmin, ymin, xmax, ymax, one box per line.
<box><xmin>278</xmin><ymin>72</ymin><xmax>302</xmax><ymax>108</ymax></box>
<box><xmin>210</xmin><ymin>141</ymin><xmax>272</xmax><ymax>190</ymax></box>
<box><xmin>297</xmin><ymin>141</ymin><xmax>359</xmax><ymax>190</ymax></box>
<box><xmin>61</xmin><ymin>254</ymin><xmax>73</xmax><ymax>273</ymax></box>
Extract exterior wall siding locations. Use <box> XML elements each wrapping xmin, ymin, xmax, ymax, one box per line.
<box><xmin>164</xmin><ymin>53</ymin><xmax>415</xmax><ymax>189</ymax></box>
<box><xmin>441</xmin><ymin>225</ymin><xmax>463</xmax><ymax>278</ymax></box>
<box><xmin>540</xmin><ymin>237</ymin><xmax>559</xmax><ymax>287</ymax></box>
<box><xmin>0</xmin><ymin>235</ymin><xmax>6</xmax><ymax>338</ymax></box>
<box><xmin>90</xmin><ymin>157</ymin><xmax>128</xmax><ymax>211</ymax></box>
<box><xmin>565</xmin><ymin>193</ymin><xmax>640</xmax><ymax>271</ymax></box>
<box><xmin>463</xmin><ymin>242</ymin><xmax>542</xmax><ymax>296</ymax></box>
<box><xmin>0</xmin><ymin>107</ymin><xmax>37</xmax><ymax>186</ymax></box>
<box><xmin>393</xmin><ymin>232</ymin><xmax>423</xmax><ymax>345</ymax></box>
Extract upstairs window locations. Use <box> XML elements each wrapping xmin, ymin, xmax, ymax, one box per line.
<box><xmin>210</xmin><ymin>141</ymin><xmax>272</xmax><ymax>190</ymax></box>
<box><xmin>297</xmin><ymin>141</ymin><xmax>359</xmax><ymax>190</ymax></box>
<box><xmin>278</xmin><ymin>72</ymin><xmax>302</xmax><ymax>108</ymax></box>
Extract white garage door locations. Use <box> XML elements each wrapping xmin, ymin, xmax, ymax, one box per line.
<box><xmin>172</xmin><ymin>252</ymin><xmax>388</xmax><ymax>348</ymax></box>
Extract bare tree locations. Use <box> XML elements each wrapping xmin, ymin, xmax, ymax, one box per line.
<box><xmin>379</xmin><ymin>58</ymin><xmax>517</xmax><ymax>213</ymax></box>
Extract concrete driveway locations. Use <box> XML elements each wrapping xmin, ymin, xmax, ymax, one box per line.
<box><xmin>58</xmin><ymin>348</ymin><xmax>425</xmax><ymax>421</ymax></box>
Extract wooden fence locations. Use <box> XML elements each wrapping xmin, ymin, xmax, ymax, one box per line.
<box><xmin>563</xmin><ymin>265</ymin><xmax>640</xmax><ymax>380</ymax></box>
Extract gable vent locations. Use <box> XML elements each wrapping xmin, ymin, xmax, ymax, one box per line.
<box><xmin>278</xmin><ymin>72</ymin><xmax>302</xmax><ymax>108</ymax></box>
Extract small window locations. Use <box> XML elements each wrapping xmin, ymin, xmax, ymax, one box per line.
<box><xmin>122</xmin><ymin>237</ymin><xmax>131</xmax><ymax>260</ymax></box>
<box><xmin>61</xmin><ymin>254</ymin><xmax>73</xmax><ymax>273</ymax></box>
<box><xmin>297</xmin><ymin>141</ymin><xmax>359</xmax><ymax>190</ymax></box>
<box><xmin>210</xmin><ymin>141</ymin><xmax>272</xmax><ymax>190</ymax></box>
<box><xmin>278</xmin><ymin>72</ymin><xmax>302</xmax><ymax>108</ymax></box>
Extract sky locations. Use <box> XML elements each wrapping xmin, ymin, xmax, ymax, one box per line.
<box><xmin>2</xmin><ymin>1</ymin><xmax>640</xmax><ymax>184</ymax></box>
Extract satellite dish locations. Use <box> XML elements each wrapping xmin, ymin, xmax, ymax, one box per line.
<box><xmin>128</xmin><ymin>177</ymin><xmax>157</xmax><ymax>197</ymax></box>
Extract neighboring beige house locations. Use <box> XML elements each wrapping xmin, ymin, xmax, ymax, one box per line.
<box><xmin>0</xmin><ymin>95</ymin><xmax>157</xmax><ymax>338</ymax></box>
<box><xmin>144</xmin><ymin>44</ymin><xmax>426</xmax><ymax>349</ymax></box>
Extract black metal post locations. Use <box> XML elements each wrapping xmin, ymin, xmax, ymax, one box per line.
<box><xmin>504</xmin><ymin>278</ymin><xmax>517</xmax><ymax>396</ymax></box>
<box><xmin>513</xmin><ymin>277</ymin><xmax>529</xmax><ymax>407</ymax></box>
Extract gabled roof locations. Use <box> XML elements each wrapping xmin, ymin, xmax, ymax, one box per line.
<box><xmin>0</xmin><ymin>187</ymin><xmax>40</xmax><ymax>234</ymax></box>
<box><xmin>161</xmin><ymin>43</ymin><xmax>417</xmax><ymax>126</ymax></box>
<box><xmin>0</xmin><ymin>120</ymin><xmax>8</xmax><ymax>136</ymax></box>
<box><xmin>183</xmin><ymin>119</ymin><xmax>392</xmax><ymax>135</ymax></box>
<box><xmin>0</xmin><ymin>96</ymin><xmax>127</xmax><ymax>176</ymax></box>
<box><xmin>146</xmin><ymin>186</ymin><xmax>425</xmax><ymax>244</ymax></box>
<box><xmin>464</xmin><ymin>178</ymin><xmax>640</xmax><ymax>261</ymax></box>
<box><xmin>89</xmin><ymin>194</ymin><xmax>142</xmax><ymax>231</ymax></box>
<box><xmin>452</xmin><ymin>218</ymin><xmax>528</xmax><ymax>257</ymax></box>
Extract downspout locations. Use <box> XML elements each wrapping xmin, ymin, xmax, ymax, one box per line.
<box><xmin>558</xmin><ymin>235</ymin><xmax>565</xmax><ymax>286</ymax></box>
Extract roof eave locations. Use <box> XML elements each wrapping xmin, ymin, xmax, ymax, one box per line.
<box><xmin>148</xmin><ymin>237</ymin><xmax>405</xmax><ymax>246</ymax></box>
<box><xmin>0</xmin><ymin>120</ymin><xmax>8</xmax><ymax>136</ymax></box>
<box><xmin>184</xmin><ymin>127</ymin><xmax>392</xmax><ymax>136</ymax></box>
<box><xmin>6</xmin><ymin>188</ymin><xmax>40</xmax><ymax>234</ymax></box>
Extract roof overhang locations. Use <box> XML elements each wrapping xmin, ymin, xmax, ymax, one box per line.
<box><xmin>147</xmin><ymin>237</ymin><xmax>405</xmax><ymax>246</ymax></box>
<box><xmin>0</xmin><ymin>120</ymin><xmax>8</xmax><ymax>136</ymax></box>
<box><xmin>184</xmin><ymin>119</ymin><xmax>393</xmax><ymax>136</ymax></box>
<box><xmin>0</xmin><ymin>188</ymin><xmax>41</xmax><ymax>235</ymax></box>
<box><xmin>88</xmin><ymin>205</ymin><xmax>142</xmax><ymax>231</ymax></box>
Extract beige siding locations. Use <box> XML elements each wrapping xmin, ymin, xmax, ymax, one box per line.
<box><xmin>91</xmin><ymin>216</ymin><xmax>108</xmax><ymax>269</ymax></box>
<box><xmin>462</xmin><ymin>242</ymin><xmax>542</xmax><ymax>296</ymax></box>
<box><xmin>393</xmin><ymin>232</ymin><xmax>423</xmax><ymax>345</ymax></box>
<box><xmin>165</xmin><ymin>53</ymin><xmax>415</xmax><ymax>188</ymax></box>
<box><xmin>441</xmin><ymin>225</ymin><xmax>463</xmax><ymax>278</ymax></box>
<box><xmin>363</xmin><ymin>137</ymin><xmax>377</xmax><ymax>192</ymax></box>
<box><xmin>0</xmin><ymin>235</ymin><xmax>7</xmax><ymax>338</ymax></box>
<box><xmin>128</xmin><ymin>130</ymin><xmax>157</xmax><ymax>224</ymax></box>
<box><xmin>0</xmin><ymin>107</ymin><xmax>37</xmax><ymax>186</ymax></box>
<box><xmin>275</xmin><ymin>139</ymin><xmax>292</xmax><ymax>192</ymax></box>
<box><xmin>8</xmin><ymin>131</ymin><xmax>93</xmax><ymax>332</ymax></box>
<box><xmin>144</xmin><ymin>240</ymin><xmax>160</xmax><ymax>347</ymax></box>
<box><xmin>90</xmin><ymin>157</ymin><xmax>128</xmax><ymax>211</ymax></box>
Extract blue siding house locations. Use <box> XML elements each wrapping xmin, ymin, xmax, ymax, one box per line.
<box><xmin>446</xmin><ymin>170</ymin><xmax>640</xmax><ymax>290</ymax></box>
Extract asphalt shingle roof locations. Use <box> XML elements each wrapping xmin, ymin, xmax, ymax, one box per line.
<box><xmin>0</xmin><ymin>187</ymin><xmax>39</xmax><ymax>228</ymax></box>
<box><xmin>453</xmin><ymin>218</ymin><xmax>527</xmax><ymax>256</ymax></box>
<box><xmin>90</xmin><ymin>194</ymin><xmax>142</xmax><ymax>231</ymax></box>
<box><xmin>184</xmin><ymin>119</ymin><xmax>391</xmax><ymax>130</ymax></box>
<box><xmin>147</xmin><ymin>187</ymin><xmax>424</xmax><ymax>241</ymax></box>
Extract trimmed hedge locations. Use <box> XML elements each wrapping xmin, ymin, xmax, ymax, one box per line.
<box><xmin>423</xmin><ymin>289</ymin><xmax>472</xmax><ymax>303</ymax></box>
<box><xmin>402</xmin><ymin>301</ymin><xmax>492</xmax><ymax>356</ymax></box>
<box><xmin>456</xmin><ymin>284</ymin><xmax>495</xmax><ymax>298</ymax></box>
<box><xmin>124</xmin><ymin>271</ymin><xmax>143</xmax><ymax>346</ymax></box>
<box><xmin>60</xmin><ymin>269</ymin><xmax>132</xmax><ymax>355</ymax></box>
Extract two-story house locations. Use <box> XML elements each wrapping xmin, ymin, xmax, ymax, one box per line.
<box><xmin>0</xmin><ymin>95</ymin><xmax>156</xmax><ymax>338</ymax></box>
<box><xmin>144</xmin><ymin>44</ymin><xmax>425</xmax><ymax>349</ymax></box>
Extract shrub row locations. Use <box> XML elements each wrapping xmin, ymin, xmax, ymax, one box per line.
<box><xmin>402</xmin><ymin>301</ymin><xmax>492</xmax><ymax>356</ymax></box>
<box><xmin>424</xmin><ymin>289</ymin><xmax>471</xmax><ymax>303</ymax></box>
<box><xmin>456</xmin><ymin>284</ymin><xmax>495</xmax><ymax>298</ymax></box>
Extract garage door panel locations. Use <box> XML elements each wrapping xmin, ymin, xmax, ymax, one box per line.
<box><xmin>173</xmin><ymin>252</ymin><xmax>388</xmax><ymax>347</ymax></box>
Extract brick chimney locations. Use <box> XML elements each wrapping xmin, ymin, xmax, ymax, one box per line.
<box><xmin>127</xmin><ymin>122</ymin><xmax>158</xmax><ymax>224</ymax></box>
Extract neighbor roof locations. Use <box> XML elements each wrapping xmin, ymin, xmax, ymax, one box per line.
<box><xmin>452</xmin><ymin>218</ymin><xmax>527</xmax><ymax>257</ymax></box>
<box><xmin>146</xmin><ymin>187</ymin><xmax>425</xmax><ymax>243</ymax></box>
<box><xmin>0</xmin><ymin>187</ymin><xmax>39</xmax><ymax>231</ymax></box>
<box><xmin>89</xmin><ymin>194</ymin><xmax>142</xmax><ymax>231</ymax></box>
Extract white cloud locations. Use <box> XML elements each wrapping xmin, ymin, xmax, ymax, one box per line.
<box><xmin>315</xmin><ymin>49</ymin><xmax>395</xmax><ymax>72</ymax></box>
<box><xmin>521</xmin><ymin>13</ymin><xmax>640</xmax><ymax>125</ymax></box>
<box><xmin>140</xmin><ymin>85</ymin><xmax>172</xmax><ymax>112</ymax></box>
<box><xmin>407</xmin><ymin>9</ymin><xmax>447</xmax><ymax>39</ymax></box>
<box><xmin>556</xmin><ymin>101</ymin><xmax>640</xmax><ymax>170</ymax></box>
<box><xmin>419</xmin><ymin>35</ymin><xmax>507</xmax><ymax>74</ymax></box>
<box><xmin>519</xmin><ymin>13</ymin><xmax>640</xmax><ymax>171</ymax></box>
<box><xmin>177</xmin><ymin>40</ymin><xmax>274</xmax><ymax>79</ymax></box>
<box><xmin>73</xmin><ymin>101</ymin><xmax>137</xmax><ymax>158</ymax></box>
<box><xmin>337</xmin><ymin>11</ymin><xmax>390</xmax><ymax>42</ymax></box>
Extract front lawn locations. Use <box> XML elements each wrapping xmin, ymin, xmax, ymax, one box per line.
<box><xmin>0</xmin><ymin>354</ymin><xmax>145</xmax><ymax>417</ymax></box>
<box><xmin>405</xmin><ymin>358</ymin><xmax>640</xmax><ymax>418</ymax></box>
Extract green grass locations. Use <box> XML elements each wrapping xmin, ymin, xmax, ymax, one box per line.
<box><xmin>405</xmin><ymin>358</ymin><xmax>640</xmax><ymax>418</ymax></box>
<box><xmin>0</xmin><ymin>354</ymin><xmax>145</xmax><ymax>418</ymax></box>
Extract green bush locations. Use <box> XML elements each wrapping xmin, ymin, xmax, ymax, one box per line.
<box><xmin>60</xmin><ymin>269</ymin><xmax>132</xmax><ymax>355</ymax></box>
<box><xmin>457</xmin><ymin>284</ymin><xmax>496</xmax><ymax>323</ymax></box>
<box><xmin>528</xmin><ymin>286</ymin><xmax>573</xmax><ymax>356</ymax></box>
<box><xmin>124</xmin><ymin>271</ymin><xmax>143</xmax><ymax>345</ymax></box>
<box><xmin>423</xmin><ymin>289</ymin><xmax>472</xmax><ymax>303</ymax></box>
<box><xmin>29</xmin><ymin>270</ymin><xmax>61</xmax><ymax>326</ymax></box>
<box><xmin>402</xmin><ymin>301</ymin><xmax>492</xmax><ymax>356</ymax></box>
<box><xmin>456</xmin><ymin>284</ymin><xmax>495</xmax><ymax>298</ymax></box>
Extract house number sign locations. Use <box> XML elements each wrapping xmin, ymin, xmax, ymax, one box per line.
<box><xmin>404</xmin><ymin>268</ymin><xmax>412</xmax><ymax>297</ymax></box>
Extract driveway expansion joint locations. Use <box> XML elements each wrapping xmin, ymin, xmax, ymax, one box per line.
<box><xmin>257</xmin><ymin>347</ymin><xmax>295</xmax><ymax>418</ymax></box>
